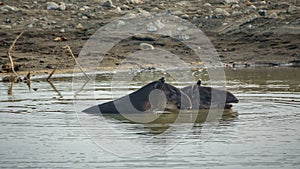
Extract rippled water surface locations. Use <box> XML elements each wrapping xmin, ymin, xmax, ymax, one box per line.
<box><xmin>1</xmin><ymin>67</ymin><xmax>300</xmax><ymax>168</ymax></box>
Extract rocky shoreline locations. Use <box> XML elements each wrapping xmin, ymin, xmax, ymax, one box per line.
<box><xmin>1</xmin><ymin>0</ymin><xmax>300</xmax><ymax>75</ymax></box>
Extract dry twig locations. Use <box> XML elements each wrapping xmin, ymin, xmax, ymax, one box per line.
<box><xmin>47</xmin><ymin>45</ymin><xmax>91</xmax><ymax>81</ymax></box>
<box><xmin>7</xmin><ymin>32</ymin><xmax>24</xmax><ymax>78</ymax></box>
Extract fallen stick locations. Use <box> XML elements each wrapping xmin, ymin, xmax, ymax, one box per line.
<box><xmin>47</xmin><ymin>45</ymin><xmax>91</xmax><ymax>81</ymax></box>
<box><xmin>65</xmin><ymin>45</ymin><xmax>91</xmax><ymax>80</ymax></box>
<box><xmin>7</xmin><ymin>31</ymin><xmax>24</xmax><ymax>78</ymax></box>
<box><xmin>46</xmin><ymin>50</ymin><xmax>67</xmax><ymax>81</ymax></box>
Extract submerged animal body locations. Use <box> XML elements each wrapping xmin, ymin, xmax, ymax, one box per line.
<box><xmin>83</xmin><ymin>78</ymin><xmax>192</xmax><ymax>114</ymax></box>
<box><xmin>181</xmin><ymin>80</ymin><xmax>239</xmax><ymax>109</ymax></box>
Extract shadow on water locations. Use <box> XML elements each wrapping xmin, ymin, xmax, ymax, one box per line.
<box><xmin>99</xmin><ymin>110</ymin><xmax>238</xmax><ymax>135</ymax></box>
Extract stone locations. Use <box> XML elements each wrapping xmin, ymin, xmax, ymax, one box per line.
<box><xmin>258</xmin><ymin>9</ymin><xmax>266</xmax><ymax>16</ymax></box>
<box><xmin>103</xmin><ymin>0</ymin><xmax>116</xmax><ymax>8</ymax></box>
<box><xmin>147</xmin><ymin>24</ymin><xmax>157</xmax><ymax>32</ymax></box>
<box><xmin>46</xmin><ymin>2</ymin><xmax>65</xmax><ymax>11</ymax></box>
<box><xmin>232</xmin><ymin>11</ymin><xmax>243</xmax><ymax>16</ymax></box>
<box><xmin>248</xmin><ymin>5</ymin><xmax>257</xmax><ymax>10</ymax></box>
<box><xmin>269</xmin><ymin>12</ymin><xmax>278</xmax><ymax>18</ymax></box>
<box><xmin>231</xmin><ymin>4</ymin><xmax>240</xmax><ymax>9</ymax></box>
<box><xmin>129</xmin><ymin>0</ymin><xmax>144</xmax><ymax>4</ymax></box>
<box><xmin>0</xmin><ymin>5</ymin><xmax>19</xmax><ymax>12</ymax></box>
<box><xmin>224</xmin><ymin>0</ymin><xmax>239</xmax><ymax>4</ymax></box>
<box><xmin>116</xmin><ymin>6</ymin><xmax>122</xmax><ymax>13</ymax></box>
<box><xmin>139</xmin><ymin>43</ymin><xmax>154</xmax><ymax>50</ymax></box>
<box><xmin>0</xmin><ymin>25</ymin><xmax>12</xmax><ymax>29</ymax></box>
<box><xmin>76</xmin><ymin>23</ymin><xmax>83</xmax><ymax>29</ymax></box>
<box><xmin>60</xmin><ymin>28</ymin><xmax>65</xmax><ymax>33</ymax></box>
<box><xmin>214</xmin><ymin>8</ymin><xmax>230</xmax><ymax>16</ymax></box>
<box><xmin>203</xmin><ymin>3</ymin><xmax>211</xmax><ymax>7</ymax></box>
<box><xmin>28</xmin><ymin>24</ymin><xmax>33</xmax><ymax>28</ymax></box>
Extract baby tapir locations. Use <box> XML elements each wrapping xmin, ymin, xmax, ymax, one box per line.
<box><xmin>83</xmin><ymin>77</ymin><xmax>192</xmax><ymax>114</ymax></box>
<box><xmin>181</xmin><ymin>80</ymin><xmax>239</xmax><ymax>109</ymax></box>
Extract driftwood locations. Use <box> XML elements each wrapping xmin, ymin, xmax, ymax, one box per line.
<box><xmin>7</xmin><ymin>32</ymin><xmax>24</xmax><ymax>78</ymax></box>
<box><xmin>47</xmin><ymin>45</ymin><xmax>91</xmax><ymax>81</ymax></box>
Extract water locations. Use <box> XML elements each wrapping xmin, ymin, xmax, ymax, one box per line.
<box><xmin>0</xmin><ymin>67</ymin><xmax>300</xmax><ymax>168</ymax></box>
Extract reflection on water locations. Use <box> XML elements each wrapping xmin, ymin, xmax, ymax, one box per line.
<box><xmin>0</xmin><ymin>67</ymin><xmax>300</xmax><ymax>168</ymax></box>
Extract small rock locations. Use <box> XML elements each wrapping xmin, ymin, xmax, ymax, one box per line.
<box><xmin>82</xmin><ymin>16</ymin><xmax>88</xmax><ymax>20</ymax></box>
<box><xmin>224</xmin><ymin>0</ymin><xmax>239</xmax><ymax>4</ymax></box>
<box><xmin>203</xmin><ymin>3</ymin><xmax>211</xmax><ymax>7</ymax></box>
<box><xmin>59</xmin><ymin>2</ymin><xmax>66</xmax><ymax>10</ymax></box>
<box><xmin>232</xmin><ymin>11</ymin><xmax>243</xmax><ymax>16</ymax></box>
<box><xmin>231</xmin><ymin>4</ymin><xmax>240</xmax><ymax>9</ymax></box>
<box><xmin>139</xmin><ymin>43</ymin><xmax>154</xmax><ymax>50</ymax></box>
<box><xmin>1</xmin><ymin>5</ymin><xmax>19</xmax><ymax>12</ymax></box>
<box><xmin>46</xmin><ymin>2</ymin><xmax>65</xmax><ymax>11</ymax></box>
<box><xmin>260</xmin><ymin>1</ymin><xmax>267</xmax><ymax>5</ymax></box>
<box><xmin>60</xmin><ymin>28</ymin><xmax>65</xmax><ymax>33</ymax></box>
<box><xmin>5</xmin><ymin>18</ymin><xmax>11</xmax><ymax>23</ymax></box>
<box><xmin>116</xmin><ymin>20</ymin><xmax>125</xmax><ymax>27</ymax></box>
<box><xmin>165</xmin><ymin>9</ymin><xmax>172</xmax><ymax>15</ymax></box>
<box><xmin>0</xmin><ymin>25</ymin><xmax>12</xmax><ymax>29</ymax></box>
<box><xmin>129</xmin><ymin>0</ymin><xmax>144</xmax><ymax>4</ymax></box>
<box><xmin>181</xmin><ymin>14</ymin><xmax>189</xmax><ymax>19</ymax></box>
<box><xmin>27</xmin><ymin>24</ymin><xmax>33</xmax><ymax>28</ymax></box>
<box><xmin>269</xmin><ymin>12</ymin><xmax>278</xmax><ymax>18</ymax></box>
<box><xmin>121</xmin><ymin>4</ymin><xmax>130</xmax><ymax>10</ymax></box>
<box><xmin>116</xmin><ymin>6</ymin><xmax>122</xmax><ymax>13</ymax></box>
<box><xmin>147</xmin><ymin>24</ymin><xmax>157</xmax><ymax>32</ymax></box>
<box><xmin>248</xmin><ymin>5</ymin><xmax>257</xmax><ymax>10</ymax></box>
<box><xmin>103</xmin><ymin>0</ymin><xmax>116</xmax><ymax>8</ymax></box>
<box><xmin>258</xmin><ymin>9</ymin><xmax>266</xmax><ymax>16</ymax></box>
<box><xmin>214</xmin><ymin>8</ymin><xmax>230</xmax><ymax>16</ymax></box>
<box><xmin>76</xmin><ymin>23</ymin><xmax>83</xmax><ymax>29</ymax></box>
<box><xmin>154</xmin><ymin>20</ymin><xmax>165</xmax><ymax>29</ymax></box>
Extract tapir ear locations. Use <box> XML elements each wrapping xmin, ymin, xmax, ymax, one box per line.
<box><xmin>196</xmin><ymin>80</ymin><xmax>201</xmax><ymax>86</ymax></box>
<box><xmin>154</xmin><ymin>77</ymin><xmax>165</xmax><ymax>88</ymax></box>
<box><xmin>159</xmin><ymin>77</ymin><xmax>165</xmax><ymax>83</ymax></box>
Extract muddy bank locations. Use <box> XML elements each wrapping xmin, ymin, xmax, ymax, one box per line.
<box><xmin>0</xmin><ymin>0</ymin><xmax>300</xmax><ymax>76</ymax></box>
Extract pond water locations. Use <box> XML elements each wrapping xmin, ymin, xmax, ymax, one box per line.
<box><xmin>0</xmin><ymin>67</ymin><xmax>300</xmax><ymax>168</ymax></box>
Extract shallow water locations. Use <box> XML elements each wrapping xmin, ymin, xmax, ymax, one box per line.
<box><xmin>0</xmin><ymin>67</ymin><xmax>300</xmax><ymax>168</ymax></box>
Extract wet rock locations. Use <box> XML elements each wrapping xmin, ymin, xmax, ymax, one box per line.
<box><xmin>139</xmin><ymin>43</ymin><xmax>154</xmax><ymax>50</ymax></box>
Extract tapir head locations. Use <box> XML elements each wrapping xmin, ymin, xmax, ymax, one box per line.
<box><xmin>151</xmin><ymin>77</ymin><xmax>192</xmax><ymax>111</ymax></box>
<box><xmin>181</xmin><ymin>80</ymin><xmax>239</xmax><ymax>109</ymax></box>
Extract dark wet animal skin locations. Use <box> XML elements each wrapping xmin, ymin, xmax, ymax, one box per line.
<box><xmin>83</xmin><ymin>77</ymin><xmax>192</xmax><ymax>114</ymax></box>
<box><xmin>181</xmin><ymin>80</ymin><xmax>239</xmax><ymax>109</ymax></box>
